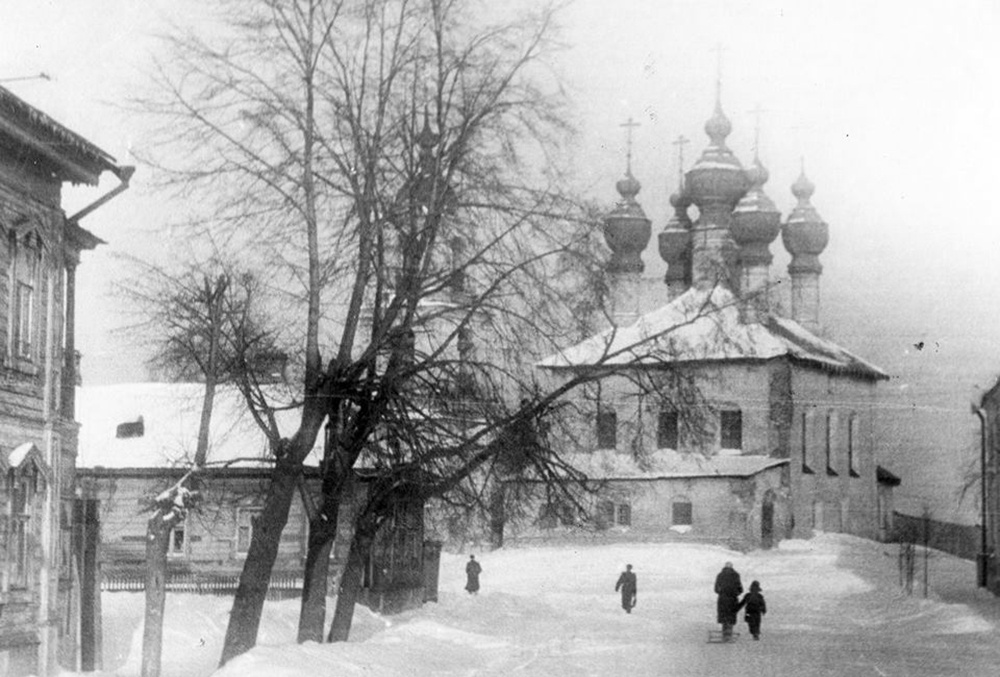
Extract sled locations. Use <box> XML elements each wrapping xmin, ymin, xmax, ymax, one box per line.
<box><xmin>707</xmin><ymin>629</ymin><xmax>740</xmax><ymax>644</ymax></box>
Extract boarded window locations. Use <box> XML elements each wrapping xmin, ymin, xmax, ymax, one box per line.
<box><xmin>720</xmin><ymin>410</ymin><xmax>742</xmax><ymax>449</ymax></box>
<box><xmin>657</xmin><ymin>410</ymin><xmax>679</xmax><ymax>449</ymax></box>
<box><xmin>672</xmin><ymin>500</ymin><xmax>693</xmax><ymax>526</ymax></box>
<box><xmin>596</xmin><ymin>410</ymin><xmax>617</xmax><ymax>449</ymax></box>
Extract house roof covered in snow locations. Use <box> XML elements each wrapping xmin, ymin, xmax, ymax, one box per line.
<box><xmin>75</xmin><ymin>383</ymin><xmax>322</xmax><ymax>470</ymax></box>
<box><xmin>537</xmin><ymin>286</ymin><xmax>887</xmax><ymax>380</ymax></box>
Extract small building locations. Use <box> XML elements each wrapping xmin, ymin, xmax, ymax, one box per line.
<box><xmin>74</xmin><ymin>383</ymin><xmax>435</xmax><ymax>667</ymax></box>
<box><xmin>513</xmin><ymin>95</ymin><xmax>889</xmax><ymax>551</ymax></box>
<box><xmin>0</xmin><ymin>85</ymin><xmax>127</xmax><ymax>676</ymax></box>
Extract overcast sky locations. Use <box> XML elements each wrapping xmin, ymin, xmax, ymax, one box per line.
<box><xmin>4</xmin><ymin>0</ymin><xmax>999</xmax><ymax>521</ymax></box>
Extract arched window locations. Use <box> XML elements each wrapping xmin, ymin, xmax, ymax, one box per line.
<box><xmin>801</xmin><ymin>410</ymin><xmax>814</xmax><ymax>474</ymax></box>
<box><xmin>8</xmin><ymin>228</ymin><xmax>42</xmax><ymax>364</ymax></box>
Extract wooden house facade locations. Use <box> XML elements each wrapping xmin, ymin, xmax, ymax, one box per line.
<box><xmin>0</xmin><ymin>85</ymin><xmax>127</xmax><ymax>676</ymax></box>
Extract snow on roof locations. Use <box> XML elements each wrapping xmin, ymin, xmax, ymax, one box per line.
<box><xmin>537</xmin><ymin>285</ymin><xmax>887</xmax><ymax>380</ymax></box>
<box><xmin>558</xmin><ymin>449</ymin><xmax>788</xmax><ymax>480</ymax></box>
<box><xmin>76</xmin><ymin>383</ymin><xmax>321</xmax><ymax>470</ymax></box>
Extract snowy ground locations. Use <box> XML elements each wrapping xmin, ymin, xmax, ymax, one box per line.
<box><xmin>67</xmin><ymin>534</ymin><xmax>1000</xmax><ymax>677</ymax></box>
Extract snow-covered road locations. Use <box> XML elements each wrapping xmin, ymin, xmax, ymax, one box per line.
<box><xmin>80</xmin><ymin>534</ymin><xmax>1000</xmax><ymax>677</ymax></box>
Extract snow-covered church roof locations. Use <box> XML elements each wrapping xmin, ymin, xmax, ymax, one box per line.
<box><xmin>76</xmin><ymin>383</ymin><xmax>322</xmax><ymax>470</ymax></box>
<box><xmin>537</xmin><ymin>286</ymin><xmax>887</xmax><ymax>380</ymax></box>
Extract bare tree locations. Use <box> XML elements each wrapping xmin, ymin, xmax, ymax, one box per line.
<box><xmin>133</xmin><ymin>0</ymin><xmax>734</xmax><ymax>663</ymax></box>
<box><xmin>117</xmin><ymin>257</ymin><xmax>279</xmax><ymax>677</ymax></box>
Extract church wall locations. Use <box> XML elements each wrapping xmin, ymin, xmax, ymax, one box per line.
<box><xmin>503</xmin><ymin>466</ymin><xmax>788</xmax><ymax>551</ymax></box>
<box><xmin>786</xmin><ymin>368</ymin><xmax>880</xmax><ymax>541</ymax></box>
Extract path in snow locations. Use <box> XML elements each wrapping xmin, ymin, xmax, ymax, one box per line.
<box><xmin>82</xmin><ymin>534</ymin><xmax>1000</xmax><ymax>677</ymax></box>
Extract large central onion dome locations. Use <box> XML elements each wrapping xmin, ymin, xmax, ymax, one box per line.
<box><xmin>684</xmin><ymin>101</ymin><xmax>749</xmax><ymax>211</ymax></box>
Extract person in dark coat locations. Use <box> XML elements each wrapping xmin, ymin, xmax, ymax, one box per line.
<box><xmin>615</xmin><ymin>564</ymin><xmax>638</xmax><ymax>613</ymax></box>
<box><xmin>739</xmin><ymin>580</ymin><xmax>767</xmax><ymax>640</ymax></box>
<box><xmin>465</xmin><ymin>554</ymin><xmax>482</xmax><ymax>594</ymax></box>
<box><xmin>714</xmin><ymin>561</ymin><xmax>743</xmax><ymax>640</ymax></box>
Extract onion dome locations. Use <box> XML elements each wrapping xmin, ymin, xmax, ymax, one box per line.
<box><xmin>604</xmin><ymin>168</ymin><xmax>651</xmax><ymax>274</ymax></box>
<box><xmin>684</xmin><ymin>100</ymin><xmax>749</xmax><ymax>211</ymax></box>
<box><xmin>658</xmin><ymin>181</ymin><xmax>693</xmax><ymax>285</ymax></box>
<box><xmin>781</xmin><ymin>167</ymin><xmax>828</xmax><ymax>273</ymax></box>
<box><xmin>397</xmin><ymin>109</ymin><xmax>454</xmax><ymax>217</ymax></box>
<box><xmin>731</xmin><ymin>154</ymin><xmax>781</xmax><ymax>266</ymax></box>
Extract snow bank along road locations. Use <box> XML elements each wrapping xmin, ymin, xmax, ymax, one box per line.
<box><xmin>100</xmin><ymin>534</ymin><xmax>1000</xmax><ymax>677</ymax></box>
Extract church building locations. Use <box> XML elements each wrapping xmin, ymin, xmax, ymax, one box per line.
<box><xmin>514</xmin><ymin>94</ymin><xmax>889</xmax><ymax>550</ymax></box>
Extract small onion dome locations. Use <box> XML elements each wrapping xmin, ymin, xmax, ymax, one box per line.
<box><xmin>395</xmin><ymin>113</ymin><xmax>454</xmax><ymax>217</ymax></box>
<box><xmin>732</xmin><ymin>155</ymin><xmax>781</xmax><ymax>265</ymax></box>
<box><xmin>604</xmin><ymin>169</ymin><xmax>651</xmax><ymax>274</ymax></box>
<box><xmin>685</xmin><ymin>101</ymin><xmax>749</xmax><ymax>210</ymax></box>
<box><xmin>658</xmin><ymin>225</ymin><xmax>692</xmax><ymax>283</ymax></box>
<box><xmin>781</xmin><ymin>168</ymin><xmax>828</xmax><ymax>273</ymax></box>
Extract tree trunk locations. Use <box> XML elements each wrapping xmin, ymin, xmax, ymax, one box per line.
<box><xmin>219</xmin><ymin>459</ymin><xmax>301</xmax><ymax>665</ymax></box>
<box><xmin>327</xmin><ymin>530</ymin><xmax>372</xmax><ymax>643</ymax></box>
<box><xmin>296</xmin><ymin>508</ymin><xmax>339</xmax><ymax>643</ymax></box>
<box><xmin>141</xmin><ymin>510</ymin><xmax>175</xmax><ymax>677</ymax></box>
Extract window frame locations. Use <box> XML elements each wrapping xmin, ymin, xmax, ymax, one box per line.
<box><xmin>657</xmin><ymin>410</ymin><xmax>679</xmax><ymax>450</ymax></box>
<box><xmin>671</xmin><ymin>498</ymin><xmax>693</xmax><ymax>527</ymax></box>
<box><xmin>596</xmin><ymin>409</ymin><xmax>618</xmax><ymax>450</ymax></box>
<box><xmin>236</xmin><ymin>507</ymin><xmax>263</xmax><ymax>555</ymax></box>
<box><xmin>719</xmin><ymin>409</ymin><xmax>743</xmax><ymax>450</ymax></box>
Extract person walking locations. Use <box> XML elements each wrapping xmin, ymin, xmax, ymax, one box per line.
<box><xmin>739</xmin><ymin>580</ymin><xmax>767</xmax><ymax>640</ymax></box>
<box><xmin>714</xmin><ymin>561</ymin><xmax>743</xmax><ymax>641</ymax></box>
<box><xmin>615</xmin><ymin>564</ymin><xmax>638</xmax><ymax>613</ymax></box>
<box><xmin>465</xmin><ymin>554</ymin><xmax>482</xmax><ymax>594</ymax></box>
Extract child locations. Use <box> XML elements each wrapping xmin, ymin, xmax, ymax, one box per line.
<box><xmin>739</xmin><ymin>580</ymin><xmax>767</xmax><ymax>640</ymax></box>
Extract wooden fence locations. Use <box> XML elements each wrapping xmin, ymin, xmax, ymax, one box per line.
<box><xmin>102</xmin><ymin>571</ymin><xmax>304</xmax><ymax>600</ymax></box>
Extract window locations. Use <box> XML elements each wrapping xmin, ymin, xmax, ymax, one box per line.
<box><xmin>848</xmin><ymin>416</ymin><xmax>860</xmax><ymax>477</ymax></box>
<box><xmin>826</xmin><ymin>413</ymin><xmax>838</xmax><ymax>476</ymax></box>
<box><xmin>7</xmin><ymin>465</ymin><xmax>41</xmax><ymax>588</ymax></box>
<box><xmin>596</xmin><ymin>410</ymin><xmax>617</xmax><ymax>449</ymax></box>
<box><xmin>8</xmin><ymin>229</ymin><xmax>41</xmax><ymax>364</ymax></box>
<box><xmin>720</xmin><ymin>410</ymin><xmax>742</xmax><ymax>450</ymax></box>
<box><xmin>237</xmin><ymin>508</ymin><xmax>262</xmax><ymax>554</ymax></box>
<box><xmin>616</xmin><ymin>503</ymin><xmax>631</xmax><ymax>527</ymax></box>
<box><xmin>672</xmin><ymin>499</ymin><xmax>693</xmax><ymax>526</ymax></box>
<box><xmin>597</xmin><ymin>501</ymin><xmax>615</xmax><ymax>527</ymax></box>
<box><xmin>801</xmin><ymin>412</ymin><xmax>814</xmax><ymax>474</ymax></box>
<box><xmin>657</xmin><ymin>410</ymin><xmax>679</xmax><ymax>449</ymax></box>
<box><xmin>169</xmin><ymin>525</ymin><xmax>186</xmax><ymax>556</ymax></box>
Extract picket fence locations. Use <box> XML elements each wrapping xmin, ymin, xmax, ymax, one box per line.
<box><xmin>102</xmin><ymin>571</ymin><xmax>304</xmax><ymax>600</ymax></box>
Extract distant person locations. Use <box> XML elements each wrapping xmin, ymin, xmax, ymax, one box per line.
<box><xmin>739</xmin><ymin>580</ymin><xmax>767</xmax><ymax>640</ymax></box>
<box><xmin>714</xmin><ymin>561</ymin><xmax>743</xmax><ymax>641</ymax></box>
<box><xmin>615</xmin><ymin>564</ymin><xmax>638</xmax><ymax>613</ymax></box>
<box><xmin>465</xmin><ymin>554</ymin><xmax>482</xmax><ymax>594</ymax></box>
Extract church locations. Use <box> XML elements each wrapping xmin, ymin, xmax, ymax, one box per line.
<box><xmin>509</xmin><ymin>93</ymin><xmax>891</xmax><ymax>550</ymax></box>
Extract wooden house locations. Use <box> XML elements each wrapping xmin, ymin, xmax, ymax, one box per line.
<box><xmin>74</xmin><ymin>382</ymin><xmax>437</xmax><ymax>666</ymax></box>
<box><xmin>0</xmin><ymin>85</ymin><xmax>128</xmax><ymax>676</ymax></box>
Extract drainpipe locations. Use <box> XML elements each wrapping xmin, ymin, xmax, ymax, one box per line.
<box><xmin>972</xmin><ymin>404</ymin><xmax>990</xmax><ymax>588</ymax></box>
<box><xmin>67</xmin><ymin>165</ymin><xmax>135</xmax><ymax>223</ymax></box>
<box><xmin>62</xmin><ymin>165</ymin><xmax>134</xmax><ymax>417</ymax></box>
